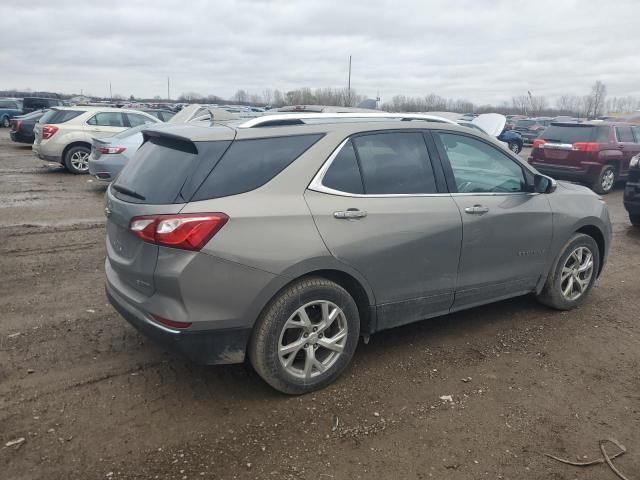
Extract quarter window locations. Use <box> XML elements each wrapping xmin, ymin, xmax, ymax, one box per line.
<box><xmin>436</xmin><ymin>133</ymin><xmax>527</xmax><ymax>193</ymax></box>
<box><xmin>616</xmin><ymin>126</ymin><xmax>635</xmax><ymax>143</ymax></box>
<box><xmin>322</xmin><ymin>141</ymin><xmax>364</xmax><ymax>194</ymax></box>
<box><xmin>87</xmin><ymin>112</ymin><xmax>125</xmax><ymax>127</ymax></box>
<box><xmin>351</xmin><ymin>132</ymin><xmax>437</xmax><ymax>194</ymax></box>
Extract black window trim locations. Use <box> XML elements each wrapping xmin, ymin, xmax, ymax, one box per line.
<box><xmin>309</xmin><ymin>129</ymin><xmax>447</xmax><ymax>197</ymax></box>
<box><xmin>431</xmin><ymin>129</ymin><xmax>539</xmax><ymax>196</ymax></box>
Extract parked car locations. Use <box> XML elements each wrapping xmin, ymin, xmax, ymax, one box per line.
<box><xmin>514</xmin><ymin>117</ymin><xmax>553</xmax><ymax>144</ymax></box>
<box><xmin>623</xmin><ymin>153</ymin><xmax>640</xmax><ymax>226</ymax></box>
<box><xmin>88</xmin><ymin>124</ymin><xmax>150</xmax><ymax>181</ymax></box>
<box><xmin>458</xmin><ymin>113</ymin><xmax>524</xmax><ymax>153</ymax></box>
<box><xmin>105</xmin><ymin>112</ymin><xmax>611</xmax><ymax>394</ymax></box>
<box><xmin>32</xmin><ymin>107</ymin><xmax>160</xmax><ymax>174</ymax></box>
<box><xmin>9</xmin><ymin>109</ymin><xmax>46</xmax><ymax>144</ymax></box>
<box><xmin>529</xmin><ymin>122</ymin><xmax>640</xmax><ymax>194</ymax></box>
<box><xmin>139</xmin><ymin>109</ymin><xmax>176</xmax><ymax>122</ymax></box>
<box><xmin>0</xmin><ymin>98</ymin><xmax>23</xmax><ymax>128</ymax></box>
<box><xmin>22</xmin><ymin>97</ymin><xmax>64</xmax><ymax>114</ymax></box>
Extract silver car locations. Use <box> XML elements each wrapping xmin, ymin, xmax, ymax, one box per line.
<box><xmin>88</xmin><ymin>125</ymin><xmax>147</xmax><ymax>181</ymax></box>
<box><xmin>105</xmin><ymin>113</ymin><xmax>611</xmax><ymax>394</ymax></box>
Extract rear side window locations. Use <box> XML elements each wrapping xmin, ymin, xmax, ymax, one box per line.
<box><xmin>322</xmin><ymin>140</ymin><xmax>364</xmax><ymax>194</ymax></box>
<box><xmin>113</xmin><ymin>136</ymin><xmax>231</xmax><ymax>204</ymax></box>
<box><xmin>192</xmin><ymin>134</ymin><xmax>323</xmax><ymax>200</ymax></box>
<box><xmin>632</xmin><ymin>126</ymin><xmax>640</xmax><ymax>143</ymax></box>
<box><xmin>541</xmin><ymin>125</ymin><xmax>597</xmax><ymax>143</ymax></box>
<box><xmin>0</xmin><ymin>100</ymin><xmax>19</xmax><ymax>109</ymax></box>
<box><xmin>616</xmin><ymin>126</ymin><xmax>635</xmax><ymax>142</ymax></box>
<box><xmin>87</xmin><ymin>112</ymin><xmax>125</xmax><ymax>127</ymax></box>
<box><xmin>352</xmin><ymin>132</ymin><xmax>437</xmax><ymax>194</ymax></box>
<box><xmin>126</xmin><ymin>113</ymin><xmax>156</xmax><ymax>127</ymax></box>
<box><xmin>41</xmin><ymin>110</ymin><xmax>83</xmax><ymax>124</ymax></box>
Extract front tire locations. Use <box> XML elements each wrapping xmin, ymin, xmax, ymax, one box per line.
<box><xmin>592</xmin><ymin>164</ymin><xmax>616</xmax><ymax>194</ymax></box>
<box><xmin>1</xmin><ymin>116</ymin><xmax>9</xmax><ymax>128</ymax></box>
<box><xmin>64</xmin><ymin>145</ymin><xmax>91</xmax><ymax>174</ymax></box>
<box><xmin>249</xmin><ymin>277</ymin><xmax>360</xmax><ymax>394</ymax></box>
<box><xmin>536</xmin><ymin>233</ymin><xmax>600</xmax><ymax>310</ymax></box>
<box><xmin>509</xmin><ymin>142</ymin><xmax>522</xmax><ymax>154</ymax></box>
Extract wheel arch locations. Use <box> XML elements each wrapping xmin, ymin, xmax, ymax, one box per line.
<box><xmin>251</xmin><ymin>260</ymin><xmax>377</xmax><ymax>337</ymax></box>
<box><xmin>575</xmin><ymin>224</ymin><xmax>606</xmax><ymax>276</ymax></box>
<box><xmin>62</xmin><ymin>141</ymin><xmax>92</xmax><ymax>162</ymax></box>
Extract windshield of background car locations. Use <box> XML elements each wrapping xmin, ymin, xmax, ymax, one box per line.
<box><xmin>515</xmin><ymin>120</ymin><xmax>536</xmax><ymax>127</ymax></box>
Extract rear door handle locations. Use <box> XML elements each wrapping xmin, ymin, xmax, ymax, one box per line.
<box><xmin>334</xmin><ymin>209</ymin><xmax>367</xmax><ymax>219</ymax></box>
<box><xmin>464</xmin><ymin>205</ymin><xmax>489</xmax><ymax>215</ymax></box>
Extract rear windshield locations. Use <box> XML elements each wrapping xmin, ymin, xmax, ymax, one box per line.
<box><xmin>113</xmin><ymin>133</ymin><xmax>322</xmax><ymax>204</ymax></box>
<box><xmin>112</xmin><ymin>136</ymin><xmax>230</xmax><ymax>204</ymax></box>
<box><xmin>541</xmin><ymin>125</ymin><xmax>605</xmax><ymax>143</ymax></box>
<box><xmin>40</xmin><ymin>109</ymin><xmax>83</xmax><ymax>124</ymax></box>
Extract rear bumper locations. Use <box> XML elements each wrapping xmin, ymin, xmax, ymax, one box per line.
<box><xmin>10</xmin><ymin>131</ymin><xmax>34</xmax><ymax>144</ymax></box>
<box><xmin>88</xmin><ymin>154</ymin><xmax>127</xmax><ymax>181</ymax></box>
<box><xmin>107</xmin><ymin>283</ymin><xmax>251</xmax><ymax>365</ymax></box>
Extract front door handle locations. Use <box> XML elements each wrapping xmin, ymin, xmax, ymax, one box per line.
<box><xmin>464</xmin><ymin>205</ymin><xmax>489</xmax><ymax>215</ymax></box>
<box><xmin>334</xmin><ymin>208</ymin><xmax>367</xmax><ymax>219</ymax></box>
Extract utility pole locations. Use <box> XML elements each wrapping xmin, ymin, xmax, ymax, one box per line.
<box><xmin>167</xmin><ymin>77</ymin><xmax>170</xmax><ymax>101</ymax></box>
<box><xmin>347</xmin><ymin>55</ymin><xmax>352</xmax><ymax>106</ymax></box>
<box><xmin>109</xmin><ymin>82</ymin><xmax>112</xmax><ymax>100</ymax></box>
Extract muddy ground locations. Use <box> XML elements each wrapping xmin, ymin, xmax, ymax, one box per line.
<box><xmin>0</xmin><ymin>132</ymin><xmax>639</xmax><ymax>480</ymax></box>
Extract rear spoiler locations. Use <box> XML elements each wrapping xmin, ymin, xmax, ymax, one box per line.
<box><xmin>142</xmin><ymin>130</ymin><xmax>198</xmax><ymax>154</ymax></box>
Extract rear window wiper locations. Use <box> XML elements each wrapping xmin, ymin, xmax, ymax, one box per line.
<box><xmin>112</xmin><ymin>184</ymin><xmax>146</xmax><ymax>201</ymax></box>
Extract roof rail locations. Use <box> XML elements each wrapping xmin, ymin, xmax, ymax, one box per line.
<box><xmin>238</xmin><ymin>112</ymin><xmax>459</xmax><ymax>128</ymax></box>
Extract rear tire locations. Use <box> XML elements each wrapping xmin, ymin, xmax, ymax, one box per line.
<box><xmin>64</xmin><ymin>145</ymin><xmax>91</xmax><ymax>174</ymax></box>
<box><xmin>630</xmin><ymin>213</ymin><xmax>640</xmax><ymax>227</ymax></box>
<box><xmin>536</xmin><ymin>233</ymin><xmax>600</xmax><ymax>310</ymax></box>
<box><xmin>591</xmin><ymin>164</ymin><xmax>616</xmax><ymax>194</ymax></box>
<box><xmin>509</xmin><ymin>142</ymin><xmax>521</xmax><ymax>154</ymax></box>
<box><xmin>249</xmin><ymin>277</ymin><xmax>360</xmax><ymax>394</ymax></box>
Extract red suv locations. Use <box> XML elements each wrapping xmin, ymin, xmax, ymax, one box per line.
<box><xmin>528</xmin><ymin>122</ymin><xmax>640</xmax><ymax>194</ymax></box>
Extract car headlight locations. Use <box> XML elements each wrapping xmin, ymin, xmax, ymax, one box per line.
<box><xmin>631</xmin><ymin>155</ymin><xmax>640</xmax><ymax>168</ymax></box>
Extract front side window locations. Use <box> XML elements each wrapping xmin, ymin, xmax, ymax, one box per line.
<box><xmin>616</xmin><ymin>126</ymin><xmax>635</xmax><ymax>143</ymax></box>
<box><xmin>351</xmin><ymin>132</ymin><xmax>437</xmax><ymax>194</ymax></box>
<box><xmin>436</xmin><ymin>133</ymin><xmax>526</xmax><ymax>193</ymax></box>
<box><xmin>87</xmin><ymin>112</ymin><xmax>125</xmax><ymax>127</ymax></box>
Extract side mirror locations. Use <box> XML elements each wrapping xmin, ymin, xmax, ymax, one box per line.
<box><xmin>534</xmin><ymin>174</ymin><xmax>557</xmax><ymax>194</ymax></box>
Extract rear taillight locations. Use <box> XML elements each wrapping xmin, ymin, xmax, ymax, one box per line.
<box><xmin>129</xmin><ymin>213</ymin><xmax>229</xmax><ymax>251</ymax></box>
<box><xmin>572</xmin><ymin>142</ymin><xmax>599</xmax><ymax>152</ymax></box>
<box><xmin>533</xmin><ymin>139</ymin><xmax>546</xmax><ymax>149</ymax></box>
<box><xmin>97</xmin><ymin>147</ymin><xmax>126</xmax><ymax>154</ymax></box>
<box><xmin>42</xmin><ymin>125</ymin><xmax>58</xmax><ymax>139</ymax></box>
<box><xmin>12</xmin><ymin>120</ymin><xmax>21</xmax><ymax>132</ymax></box>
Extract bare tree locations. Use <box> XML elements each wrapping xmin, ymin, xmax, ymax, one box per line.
<box><xmin>272</xmin><ymin>89</ymin><xmax>284</xmax><ymax>107</ymax></box>
<box><xmin>233</xmin><ymin>89</ymin><xmax>248</xmax><ymax>104</ymax></box>
<box><xmin>511</xmin><ymin>95</ymin><xmax>529</xmax><ymax>115</ymax></box>
<box><xmin>262</xmin><ymin>88</ymin><xmax>273</xmax><ymax>106</ymax></box>
<box><xmin>585</xmin><ymin>81</ymin><xmax>606</xmax><ymax>118</ymax></box>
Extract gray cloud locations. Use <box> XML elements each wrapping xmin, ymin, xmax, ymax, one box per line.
<box><xmin>1</xmin><ymin>0</ymin><xmax>639</xmax><ymax>104</ymax></box>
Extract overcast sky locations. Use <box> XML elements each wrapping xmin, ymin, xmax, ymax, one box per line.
<box><xmin>2</xmin><ymin>0</ymin><xmax>639</xmax><ymax>105</ymax></box>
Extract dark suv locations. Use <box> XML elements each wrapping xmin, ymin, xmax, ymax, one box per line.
<box><xmin>514</xmin><ymin>117</ymin><xmax>553</xmax><ymax>144</ymax></box>
<box><xmin>528</xmin><ymin>122</ymin><xmax>640</xmax><ymax>194</ymax></box>
<box><xmin>624</xmin><ymin>153</ymin><xmax>640</xmax><ymax>226</ymax></box>
<box><xmin>22</xmin><ymin>97</ymin><xmax>64</xmax><ymax>114</ymax></box>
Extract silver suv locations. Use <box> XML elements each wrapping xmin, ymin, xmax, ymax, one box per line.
<box><xmin>105</xmin><ymin>113</ymin><xmax>611</xmax><ymax>394</ymax></box>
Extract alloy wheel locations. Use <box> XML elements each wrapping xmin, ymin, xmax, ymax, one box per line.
<box><xmin>70</xmin><ymin>151</ymin><xmax>90</xmax><ymax>172</ymax></box>
<box><xmin>278</xmin><ymin>300</ymin><xmax>348</xmax><ymax>379</ymax></box>
<box><xmin>560</xmin><ymin>246</ymin><xmax>594</xmax><ymax>301</ymax></box>
<box><xmin>601</xmin><ymin>169</ymin><xmax>615</xmax><ymax>192</ymax></box>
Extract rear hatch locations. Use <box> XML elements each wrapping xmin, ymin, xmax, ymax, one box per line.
<box><xmin>34</xmin><ymin>108</ymin><xmax>84</xmax><ymax>145</ymax></box>
<box><xmin>105</xmin><ymin>126</ymin><xmax>235</xmax><ymax>297</ymax></box>
<box><xmin>531</xmin><ymin>123</ymin><xmax>607</xmax><ymax>167</ymax></box>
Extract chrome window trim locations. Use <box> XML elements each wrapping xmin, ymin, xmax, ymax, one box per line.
<box><xmin>308</xmin><ymin>137</ymin><xmax>537</xmax><ymax>198</ymax></box>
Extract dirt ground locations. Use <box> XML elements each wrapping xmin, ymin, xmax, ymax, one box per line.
<box><xmin>1</xmin><ymin>132</ymin><xmax>639</xmax><ymax>480</ymax></box>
